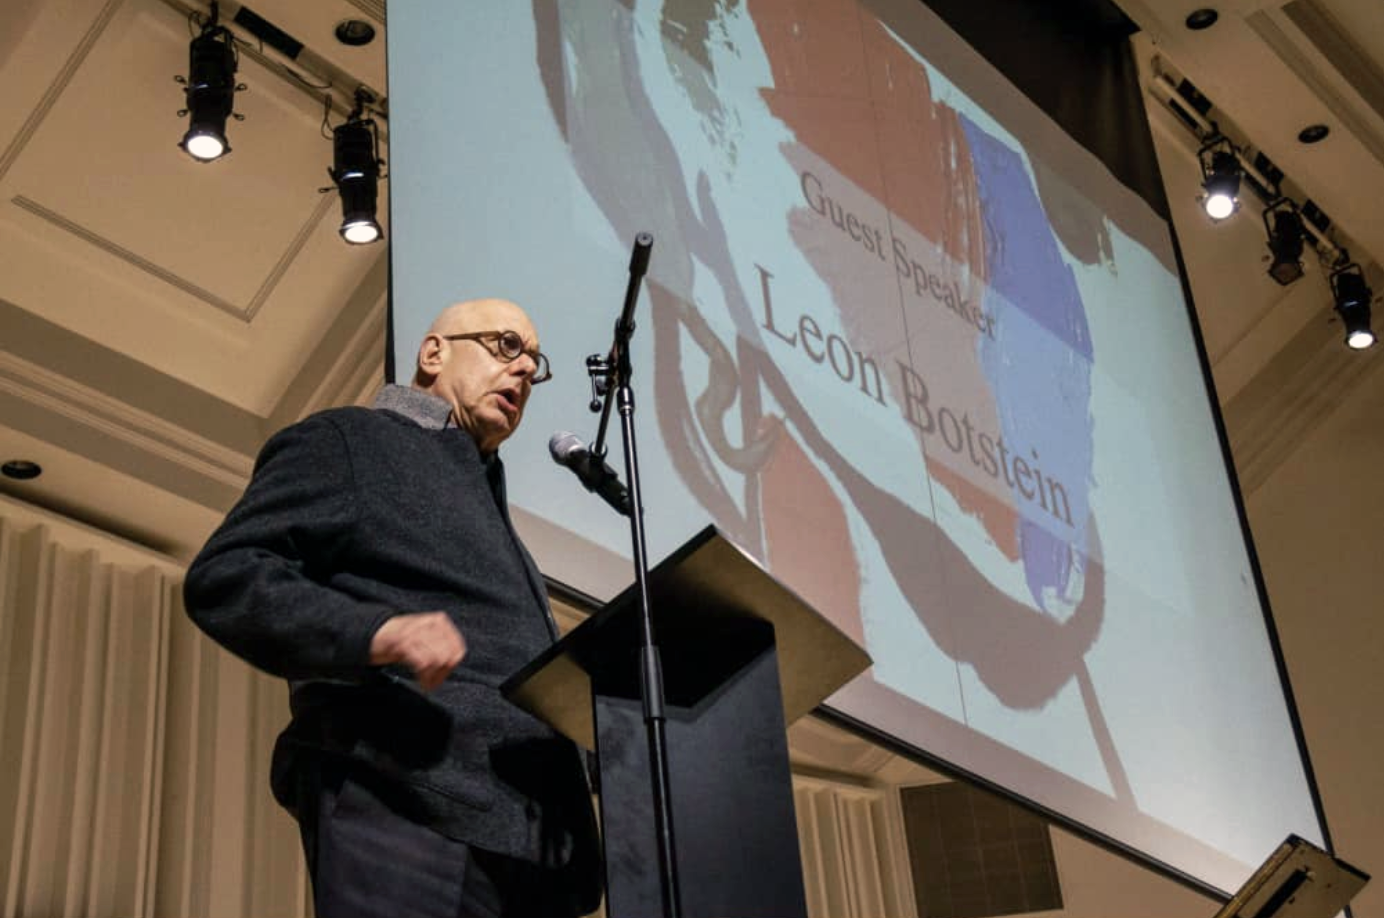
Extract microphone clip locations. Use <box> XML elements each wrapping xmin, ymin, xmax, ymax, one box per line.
<box><xmin>586</xmin><ymin>353</ymin><xmax>612</xmax><ymax>414</ymax></box>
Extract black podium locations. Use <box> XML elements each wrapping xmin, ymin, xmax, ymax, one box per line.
<box><xmin>503</xmin><ymin>526</ymin><xmax>871</xmax><ymax>918</ymax></box>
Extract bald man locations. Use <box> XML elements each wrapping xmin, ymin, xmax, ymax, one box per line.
<box><xmin>185</xmin><ymin>299</ymin><xmax>601</xmax><ymax>917</ymax></box>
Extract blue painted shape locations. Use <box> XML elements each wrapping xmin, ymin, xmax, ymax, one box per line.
<box><xmin>959</xmin><ymin>114</ymin><xmax>1095</xmax><ymax>617</ymax></box>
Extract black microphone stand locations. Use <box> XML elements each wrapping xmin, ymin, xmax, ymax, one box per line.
<box><xmin>585</xmin><ymin>232</ymin><xmax>681</xmax><ymax>918</ymax></box>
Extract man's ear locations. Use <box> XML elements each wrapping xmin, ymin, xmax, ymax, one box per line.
<box><xmin>416</xmin><ymin>334</ymin><xmax>445</xmax><ymax>380</ymax></box>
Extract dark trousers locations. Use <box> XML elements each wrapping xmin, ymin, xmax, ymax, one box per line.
<box><xmin>297</xmin><ymin>762</ymin><xmax>586</xmax><ymax>918</ymax></box>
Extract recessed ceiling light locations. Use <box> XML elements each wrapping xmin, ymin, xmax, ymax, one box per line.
<box><xmin>334</xmin><ymin>19</ymin><xmax>376</xmax><ymax>47</ymax></box>
<box><xmin>1185</xmin><ymin>8</ymin><xmax>1219</xmax><ymax>29</ymax></box>
<box><xmin>1298</xmin><ymin>124</ymin><xmax>1330</xmax><ymax>144</ymax></box>
<box><xmin>1</xmin><ymin>459</ymin><xmax>43</xmax><ymax>480</ymax></box>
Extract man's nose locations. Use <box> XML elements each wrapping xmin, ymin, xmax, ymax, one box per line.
<box><xmin>508</xmin><ymin>356</ymin><xmax>537</xmax><ymax>386</ymax></box>
<box><xmin>513</xmin><ymin>352</ymin><xmax>538</xmax><ymax>377</ymax></box>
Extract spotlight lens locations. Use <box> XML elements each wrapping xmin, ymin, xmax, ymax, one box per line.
<box><xmin>184</xmin><ymin>130</ymin><xmax>227</xmax><ymax>161</ymax></box>
<box><xmin>1346</xmin><ymin>329</ymin><xmax>1375</xmax><ymax>350</ymax></box>
<box><xmin>1268</xmin><ymin>260</ymin><xmax>1304</xmax><ymax>286</ymax></box>
<box><xmin>1204</xmin><ymin>192</ymin><xmax>1235</xmax><ymax>220</ymax></box>
<box><xmin>341</xmin><ymin>219</ymin><xmax>382</xmax><ymax>244</ymax></box>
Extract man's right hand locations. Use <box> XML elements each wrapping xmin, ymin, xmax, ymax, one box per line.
<box><xmin>369</xmin><ymin>612</ymin><xmax>467</xmax><ymax>691</ymax></box>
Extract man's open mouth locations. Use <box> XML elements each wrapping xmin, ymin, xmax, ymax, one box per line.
<box><xmin>495</xmin><ymin>388</ymin><xmax>521</xmax><ymax>416</ymax></box>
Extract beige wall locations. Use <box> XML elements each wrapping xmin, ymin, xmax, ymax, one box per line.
<box><xmin>1242</xmin><ymin>365</ymin><xmax>1384</xmax><ymax>918</ymax></box>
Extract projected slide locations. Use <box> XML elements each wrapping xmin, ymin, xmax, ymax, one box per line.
<box><xmin>388</xmin><ymin>0</ymin><xmax>1325</xmax><ymax>896</ymax></box>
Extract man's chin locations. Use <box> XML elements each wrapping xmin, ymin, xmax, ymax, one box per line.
<box><xmin>480</xmin><ymin>412</ymin><xmax>520</xmax><ymax>449</ymax></box>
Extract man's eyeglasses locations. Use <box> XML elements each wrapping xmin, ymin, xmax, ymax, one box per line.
<box><xmin>443</xmin><ymin>331</ymin><xmax>552</xmax><ymax>384</ymax></box>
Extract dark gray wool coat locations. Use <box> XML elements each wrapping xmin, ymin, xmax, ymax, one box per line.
<box><xmin>184</xmin><ymin>385</ymin><xmax>599</xmax><ymax>906</ymax></box>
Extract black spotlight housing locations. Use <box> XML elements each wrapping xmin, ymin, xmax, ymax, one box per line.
<box><xmin>1263</xmin><ymin>199</ymin><xmax>1305</xmax><ymax>286</ymax></box>
<box><xmin>1330</xmin><ymin>263</ymin><xmax>1375</xmax><ymax>350</ymax></box>
<box><xmin>177</xmin><ymin>5</ymin><xmax>240</xmax><ymax>162</ymax></box>
<box><xmin>330</xmin><ymin>104</ymin><xmax>384</xmax><ymax>245</ymax></box>
<box><xmin>1198</xmin><ymin>137</ymin><xmax>1241</xmax><ymax>221</ymax></box>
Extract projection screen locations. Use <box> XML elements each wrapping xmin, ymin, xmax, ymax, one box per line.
<box><xmin>387</xmin><ymin>0</ymin><xmax>1327</xmax><ymax>896</ymax></box>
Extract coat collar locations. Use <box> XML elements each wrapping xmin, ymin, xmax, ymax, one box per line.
<box><xmin>372</xmin><ymin>384</ymin><xmax>453</xmax><ymax>431</ymax></box>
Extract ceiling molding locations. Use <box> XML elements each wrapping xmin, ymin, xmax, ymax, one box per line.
<box><xmin>0</xmin><ymin>298</ymin><xmax>266</xmax><ymax>453</ymax></box>
<box><xmin>1223</xmin><ymin>310</ymin><xmax>1384</xmax><ymax>494</ymax></box>
<box><xmin>243</xmin><ymin>191</ymin><xmax>342</xmax><ymax>321</ymax></box>
<box><xmin>1283</xmin><ymin>0</ymin><xmax>1384</xmax><ymax>127</ymax></box>
<box><xmin>10</xmin><ymin>191</ymin><xmax>340</xmax><ymax>325</ymax></box>
<box><xmin>0</xmin><ymin>348</ymin><xmax>253</xmax><ymax>490</ymax></box>
<box><xmin>267</xmin><ymin>248</ymin><xmax>388</xmax><ymax>427</ymax></box>
<box><xmin>340</xmin><ymin>355</ymin><xmax>386</xmax><ymax>409</ymax></box>
<box><xmin>343</xmin><ymin>0</ymin><xmax>385</xmax><ymax>27</ymax></box>
<box><xmin>0</xmin><ymin>0</ymin><xmax>123</xmax><ymax>182</ymax></box>
<box><xmin>284</xmin><ymin>304</ymin><xmax>385</xmax><ymax>421</ymax></box>
<box><xmin>11</xmin><ymin>195</ymin><xmax>244</xmax><ymax>317</ymax></box>
<box><xmin>1246</xmin><ymin>8</ymin><xmax>1384</xmax><ymax>172</ymax></box>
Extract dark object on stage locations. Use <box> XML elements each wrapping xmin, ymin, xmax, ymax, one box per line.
<box><xmin>1212</xmin><ymin>834</ymin><xmax>1368</xmax><ymax>918</ymax></box>
<box><xmin>503</xmin><ymin>526</ymin><xmax>871</xmax><ymax>918</ymax></box>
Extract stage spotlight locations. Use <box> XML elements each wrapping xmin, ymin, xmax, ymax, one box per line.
<box><xmin>1198</xmin><ymin>138</ymin><xmax>1241</xmax><ymax>221</ymax></box>
<box><xmin>1330</xmin><ymin>263</ymin><xmax>1375</xmax><ymax>350</ymax></box>
<box><xmin>1202</xmin><ymin>151</ymin><xmax>1240</xmax><ymax>219</ymax></box>
<box><xmin>330</xmin><ymin>93</ymin><xmax>384</xmax><ymax>244</ymax></box>
<box><xmin>1262</xmin><ymin>200</ymin><xmax>1305</xmax><ymax>286</ymax></box>
<box><xmin>176</xmin><ymin>3</ymin><xmax>241</xmax><ymax>163</ymax></box>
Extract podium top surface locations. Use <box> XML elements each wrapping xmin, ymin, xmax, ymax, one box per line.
<box><xmin>503</xmin><ymin>526</ymin><xmax>872</xmax><ymax>749</ymax></box>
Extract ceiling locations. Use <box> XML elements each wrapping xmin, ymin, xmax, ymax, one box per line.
<box><xmin>0</xmin><ymin>0</ymin><xmax>1379</xmax><ymax>911</ymax></box>
<box><xmin>0</xmin><ymin>0</ymin><xmax>388</xmax><ymax>557</ymax></box>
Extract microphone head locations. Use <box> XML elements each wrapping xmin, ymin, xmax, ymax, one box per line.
<box><xmin>549</xmin><ymin>431</ymin><xmax>585</xmax><ymax>464</ymax></box>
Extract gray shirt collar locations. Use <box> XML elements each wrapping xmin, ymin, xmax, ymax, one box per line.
<box><xmin>372</xmin><ymin>384</ymin><xmax>453</xmax><ymax>430</ymax></box>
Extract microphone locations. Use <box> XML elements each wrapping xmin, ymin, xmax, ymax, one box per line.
<box><xmin>549</xmin><ymin>432</ymin><xmax>632</xmax><ymax>517</ymax></box>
